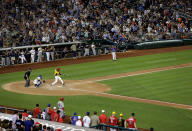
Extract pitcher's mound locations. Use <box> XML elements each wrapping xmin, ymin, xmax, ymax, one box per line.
<box><xmin>2</xmin><ymin>80</ymin><xmax>111</xmax><ymax>96</ymax></box>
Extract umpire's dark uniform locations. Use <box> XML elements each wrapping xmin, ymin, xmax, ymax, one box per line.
<box><xmin>24</xmin><ymin>68</ymin><xmax>32</xmax><ymax>87</ymax></box>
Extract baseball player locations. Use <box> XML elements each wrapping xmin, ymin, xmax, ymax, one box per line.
<box><xmin>108</xmin><ymin>112</ymin><xmax>118</xmax><ymax>131</ymax></box>
<box><xmin>51</xmin><ymin>68</ymin><xmax>64</xmax><ymax>86</ymax></box>
<box><xmin>33</xmin><ymin>75</ymin><xmax>43</xmax><ymax>88</ymax></box>
<box><xmin>30</xmin><ymin>47</ymin><xmax>36</xmax><ymax>63</ymax></box>
<box><xmin>19</xmin><ymin>50</ymin><xmax>26</xmax><ymax>64</ymax></box>
<box><xmin>124</xmin><ymin>113</ymin><xmax>137</xmax><ymax>130</ymax></box>
<box><xmin>84</xmin><ymin>45</ymin><xmax>90</xmax><ymax>56</ymax></box>
<box><xmin>57</xmin><ymin>97</ymin><xmax>64</xmax><ymax>117</ymax></box>
<box><xmin>111</xmin><ymin>45</ymin><xmax>117</xmax><ymax>61</ymax></box>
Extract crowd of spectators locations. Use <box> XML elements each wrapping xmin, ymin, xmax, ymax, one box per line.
<box><xmin>0</xmin><ymin>97</ymin><xmax>138</xmax><ymax>131</ymax></box>
<box><xmin>1</xmin><ymin>0</ymin><xmax>192</xmax><ymax>48</ymax></box>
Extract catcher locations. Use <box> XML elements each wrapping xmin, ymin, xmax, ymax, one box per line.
<box><xmin>33</xmin><ymin>75</ymin><xmax>45</xmax><ymax>88</ymax></box>
<box><xmin>51</xmin><ymin>68</ymin><xmax>64</xmax><ymax>86</ymax></box>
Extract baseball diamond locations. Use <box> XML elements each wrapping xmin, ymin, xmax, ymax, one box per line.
<box><xmin>1</xmin><ymin>46</ymin><xmax>192</xmax><ymax>131</ymax></box>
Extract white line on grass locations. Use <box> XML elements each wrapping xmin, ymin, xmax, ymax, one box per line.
<box><xmin>93</xmin><ymin>65</ymin><xmax>192</xmax><ymax>82</ymax></box>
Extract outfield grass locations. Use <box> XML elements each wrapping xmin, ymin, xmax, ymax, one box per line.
<box><xmin>1</xmin><ymin>49</ymin><xmax>192</xmax><ymax>131</ymax></box>
<box><xmin>101</xmin><ymin>67</ymin><xmax>192</xmax><ymax>105</ymax></box>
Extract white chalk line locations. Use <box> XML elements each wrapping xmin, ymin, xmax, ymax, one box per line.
<box><xmin>93</xmin><ymin>65</ymin><xmax>192</xmax><ymax>82</ymax></box>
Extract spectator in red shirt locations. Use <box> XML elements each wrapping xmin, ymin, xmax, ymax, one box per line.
<box><xmin>99</xmin><ymin>110</ymin><xmax>107</xmax><ymax>124</ymax></box>
<box><xmin>108</xmin><ymin>112</ymin><xmax>118</xmax><ymax>131</ymax></box>
<box><xmin>53</xmin><ymin>110</ymin><xmax>60</xmax><ymax>122</ymax></box>
<box><xmin>51</xmin><ymin>107</ymin><xmax>57</xmax><ymax>121</ymax></box>
<box><xmin>124</xmin><ymin>113</ymin><xmax>137</xmax><ymax>130</ymax></box>
<box><xmin>33</xmin><ymin>104</ymin><xmax>41</xmax><ymax>118</ymax></box>
<box><xmin>99</xmin><ymin>109</ymin><xmax>107</xmax><ymax>130</ymax></box>
<box><xmin>22</xmin><ymin>109</ymin><xmax>29</xmax><ymax>121</ymax></box>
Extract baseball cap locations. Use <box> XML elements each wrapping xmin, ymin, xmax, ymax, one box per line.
<box><xmin>28</xmin><ymin>115</ymin><xmax>32</xmax><ymax>118</ymax></box>
<box><xmin>101</xmin><ymin>110</ymin><xmax>105</xmax><ymax>113</ymax></box>
<box><xmin>35</xmin><ymin>122</ymin><xmax>40</xmax><ymax>125</ymax></box>
<box><xmin>53</xmin><ymin>107</ymin><xmax>57</xmax><ymax>110</ymax></box>
<box><xmin>74</xmin><ymin>112</ymin><xmax>77</xmax><ymax>115</ymax></box>
<box><xmin>120</xmin><ymin>113</ymin><xmax>123</xmax><ymax>117</ymax></box>
<box><xmin>48</xmin><ymin>104</ymin><xmax>51</xmax><ymax>107</ymax></box>
<box><xmin>86</xmin><ymin>112</ymin><xmax>90</xmax><ymax>115</ymax></box>
<box><xmin>112</xmin><ymin>112</ymin><xmax>116</xmax><ymax>115</ymax></box>
<box><xmin>78</xmin><ymin>116</ymin><xmax>81</xmax><ymax>119</ymax></box>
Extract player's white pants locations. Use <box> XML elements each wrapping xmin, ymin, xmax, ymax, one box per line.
<box><xmin>52</xmin><ymin>76</ymin><xmax>63</xmax><ymax>85</ymax></box>
<box><xmin>84</xmin><ymin>49</ymin><xmax>89</xmax><ymax>56</ymax></box>
<box><xmin>46</xmin><ymin>52</ymin><xmax>50</xmax><ymax>61</ymax></box>
<box><xmin>92</xmin><ymin>48</ymin><xmax>96</xmax><ymax>55</ymax></box>
<box><xmin>112</xmin><ymin>52</ymin><xmax>116</xmax><ymax>60</ymax></box>
<box><xmin>19</xmin><ymin>56</ymin><xmax>26</xmax><ymax>64</ymax></box>
<box><xmin>110</xmin><ymin>128</ymin><xmax>116</xmax><ymax>131</ymax></box>
<box><xmin>31</xmin><ymin>55</ymin><xmax>35</xmax><ymax>63</ymax></box>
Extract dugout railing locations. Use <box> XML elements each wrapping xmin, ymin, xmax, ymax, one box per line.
<box><xmin>90</xmin><ymin>124</ymin><xmax>140</xmax><ymax>131</ymax></box>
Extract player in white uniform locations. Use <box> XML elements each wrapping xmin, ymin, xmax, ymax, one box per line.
<box><xmin>83</xmin><ymin>112</ymin><xmax>91</xmax><ymax>128</ymax></box>
<box><xmin>30</xmin><ymin>47</ymin><xmax>36</xmax><ymax>63</ymax></box>
<box><xmin>33</xmin><ymin>75</ymin><xmax>42</xmax><ymax>88</ymax></box>
<box><xmin>84</xmin><ymin>45</ymin><xmax>90</xmax><ymax>56</ymax></box>
<box><xmin>91</xmin><ymin>43</ymin><xmax>96</xmax><ymax>56</ymax></box>
<box><xmin>19</xmin><ymin>50</ymin><xmax>26</xmax><ymax>64</ymax></box>
<box><xmin>76</xmin><ymin>116</ymin><xmax>83</xmax><ymax>127</ymax></box>
<box><xmin>51</xmin><ymin>68</ymin><xmax>64</xmax><ymax>86</ymax></box>
<box><xmin>57</xmin><ymin>97</ymin><xmax>64</xmax><ymax>117</ymax></box>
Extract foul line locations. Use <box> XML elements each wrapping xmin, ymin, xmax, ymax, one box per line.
<box><xmin>92</xmin><ymin>64</ymin><xmax>192</xmax><ymax>82</ymax></box>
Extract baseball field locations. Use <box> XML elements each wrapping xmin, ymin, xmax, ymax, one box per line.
<box><xmin>1</xmin><ymin>46</ymin><xmax>192</xmax><ymax>131</ymax></box>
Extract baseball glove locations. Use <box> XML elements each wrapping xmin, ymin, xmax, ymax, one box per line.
<box><xmin>43</xmin><ymin>80</ymin><xmax>46</xmax><ymax>83</ymax></box>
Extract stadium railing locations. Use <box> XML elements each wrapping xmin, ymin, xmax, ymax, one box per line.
<box><xmin>90</xmin><ymin>124</ymin><xmax>140</xmax><ymax>131</ymax></box>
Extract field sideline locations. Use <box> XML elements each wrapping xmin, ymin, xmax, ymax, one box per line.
<box><xmin>1</xmin><ymin>49</ymin><xmax>192</xmax><ymax>131</ymax></box>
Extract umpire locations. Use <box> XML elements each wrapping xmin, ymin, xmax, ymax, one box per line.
<box><xmin>24</xmin><ymin>68</ymin><xmax>32</xmax><ymax>87</ymax></box>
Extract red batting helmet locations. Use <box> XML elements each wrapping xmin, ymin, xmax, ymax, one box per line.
<box><xmin>57</xmin><ymin>68</ymin><xmax>60</xmax><ymax>71</ymax></box>
<box><xmin>60</xmin><ymin>97</ymin><xmax>64</xmax><ymax>101</ymax></box>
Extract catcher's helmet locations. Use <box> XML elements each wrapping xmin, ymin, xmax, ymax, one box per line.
<box><xmin>60</xmin><ymin>97</ymin><xmax>64</xmax><ymax>101</ymax></box>
<box><xmin>39</xmin><ymin>75</ymin><xmax>42</xmax><ymax>79</ymax></box>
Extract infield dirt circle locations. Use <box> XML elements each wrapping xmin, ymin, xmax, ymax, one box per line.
<box><xmin>2</xmin><ymin>80</ymin><xmax>111</xmax><ymax>96</ymax></box>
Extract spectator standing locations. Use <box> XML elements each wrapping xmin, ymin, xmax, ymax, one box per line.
<box><xmin>51</xmin><ymin>107</ymin><xmax>57</xmax><ymax>121</ymax></box>
<box><xmin>37</xmin><ymin>46</ymin><xmax>43</xmax><ymax>62</ymax></box>
<box><xmin>16</xmin><ymin>114</ymin><xmax>24</xmax><ymax>130</ymax></box>
<box><xmin>24</xmin><ymin>115</ymin><xmax>34</xmax><ymax>131</ymax></box>
<box><xmin>1</xmin><ymin>51</ymin><xmax>6</xmax><ymax>66</ymax></box>
<box><xmin>124</xmin><ymin>113</ymin><xmax>137</xmax><ymax>130</ymax></box>
<box><xmin>57</xmin><ymin>97</ymin><xmax>64</xmax><ymax>117</ymax></box>
<box><xmin>71</xmin><ymin>112</ymin><xmax>78</xmax><ymax>125</ymax></box>
<box><xmin>12</xmin><ymin>111</ymin><xmax>18</xmax><ymax>130</ymax></box>
<box><xmin>108</xmin><ymin>112</ymin><xmax>118</xmax><ymax>131</ymax></box>
<box><xmin>83</xmin><ymin>112</ymin><xmax>91</xmax><ymax>128</ymax></box>
<box><xmin>90</xmin><ymin>111</ymin><xmax>100</xmax><ymax>127</ymax></box>
<box><xmin>30</xmin><ymin>47</ymin><xmax>36</xmax><ymax>63</ymax></box>
<box><xmin>99</xmin><ymin>109</ymin><xmax>107</xmax><ymax>124</ymax></box>
<box><xmin>45</xmin><ymin>104</ymin><xmax>53</xmax><ymax>121</ymax></box>
<box><xmin>24</xmin><ymin>68</ymin><xmax>32</xmax><ymax>87</ymax></box>
<box><xmin>71</xmin><ymin>44</ymin><xmax>77</xmax><ymax>59</ymax></box>
<box><xmin>118</xmin><ymin>114</ymin><xmax>125</xmax><ymax>129</ymax></box>
<box><xmin>52</xmin><ymin>110</ymin><xmax>60</xmax><ymax>122</ymax></box>
<box><xmin>33</xmin><ymin>104</ymin><xmax>42</xmax><ymax>118</ymax></box>
<box><xmin>22</xmin><ymin>109</ymin><xmax>29</xmax><ymax>121</ymax></box>
<box><xmin>76</xmin><ymin>116</ymin><xmax>83</xmax><ymax>127</ymax></box>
